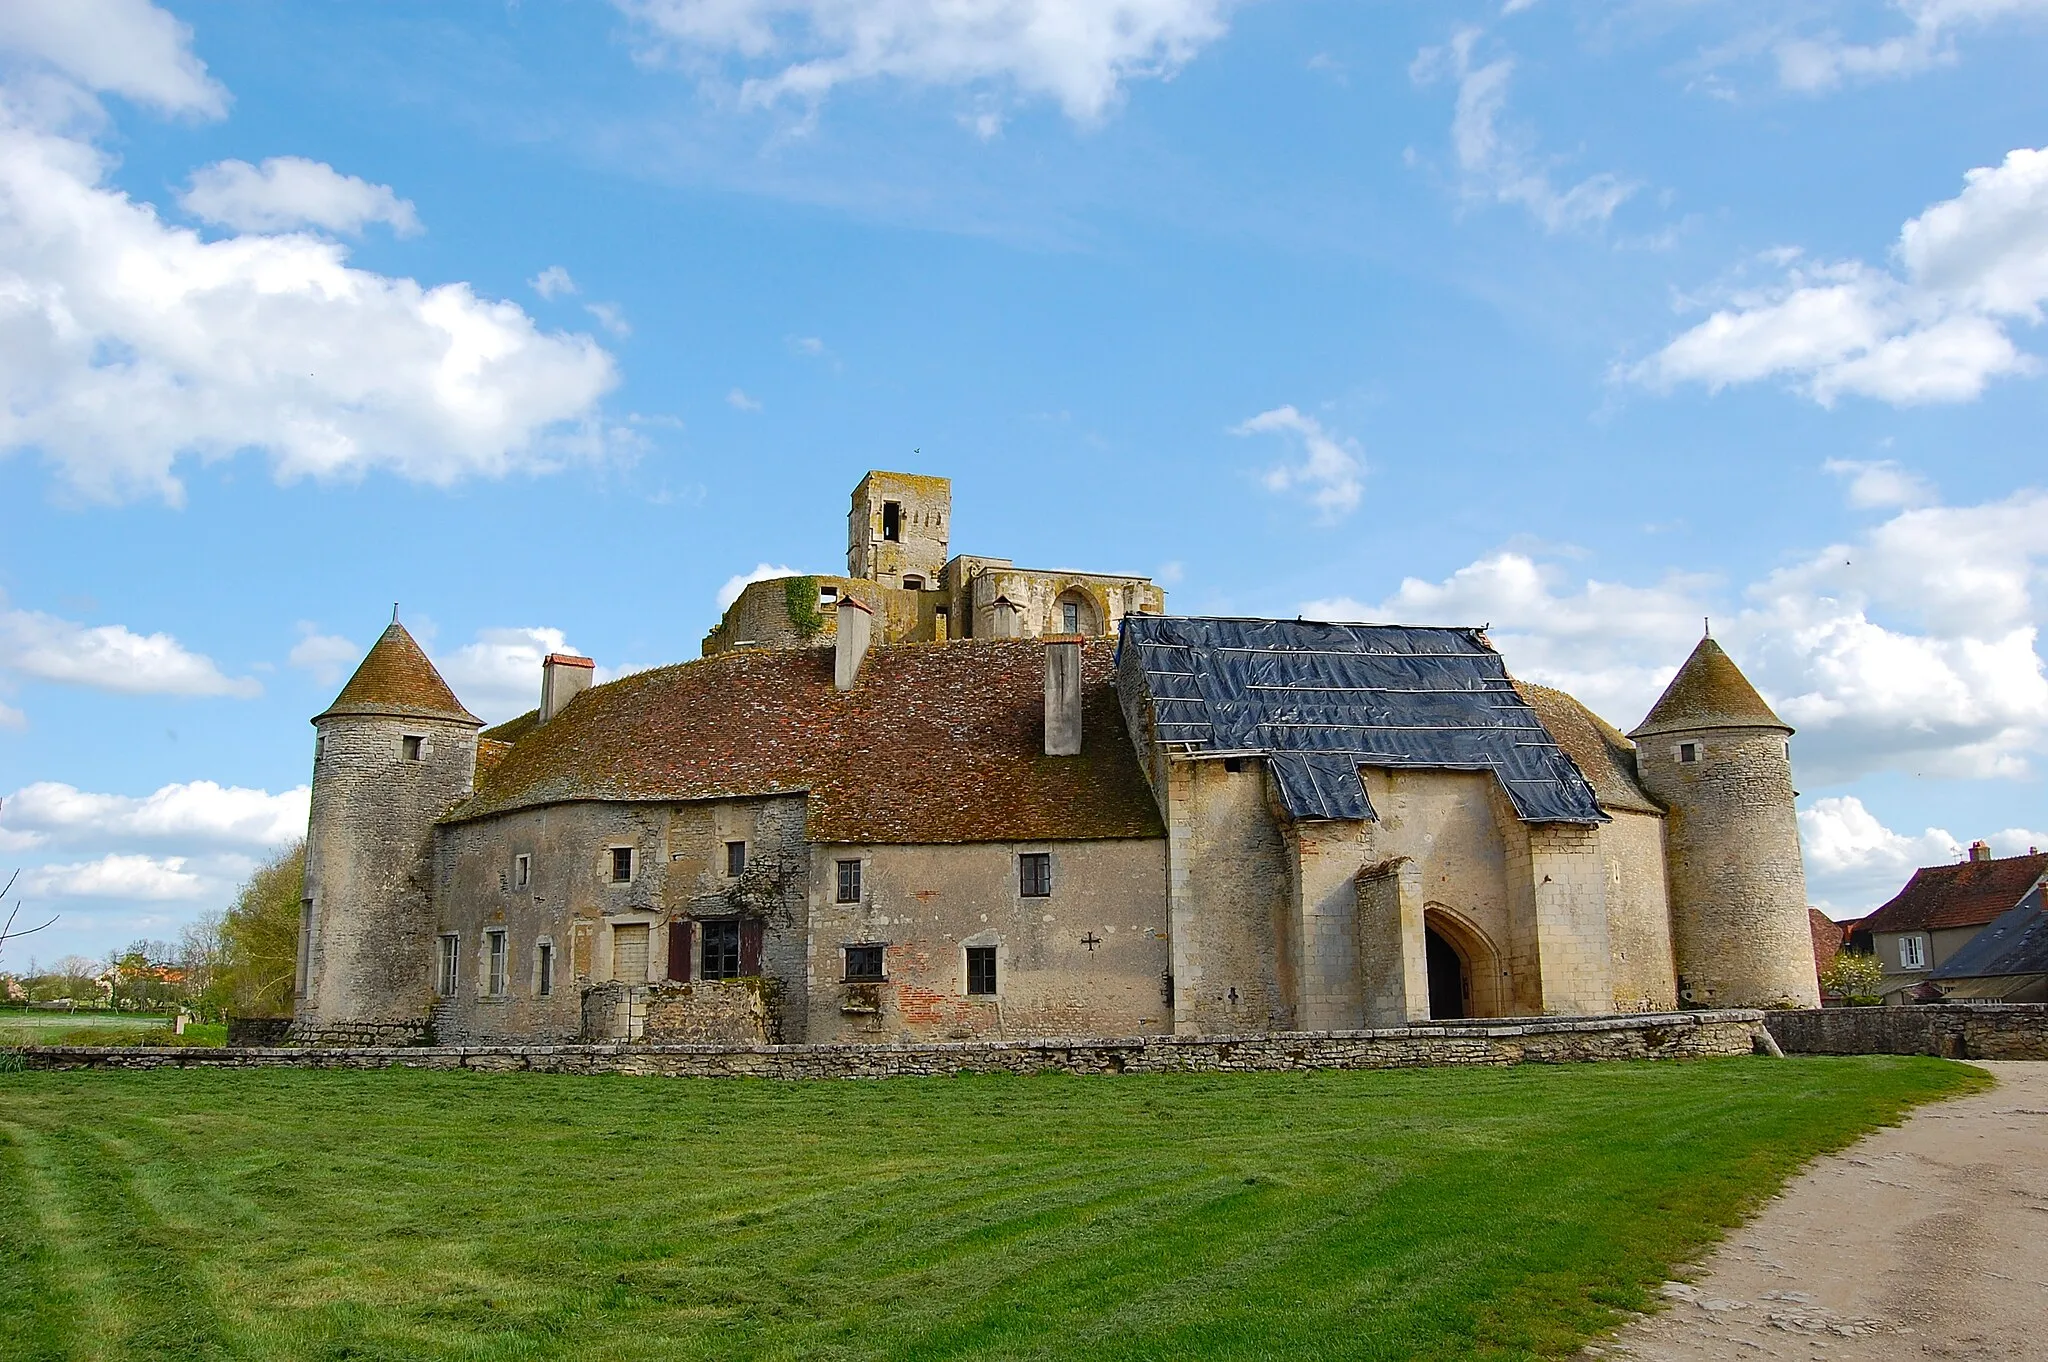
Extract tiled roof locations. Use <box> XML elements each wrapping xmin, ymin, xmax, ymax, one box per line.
<box><xmin>314</xmin><ymin>622</ymin><xmax>480</xmax><ymax>726</ymax></box>
<box><xmin>1630</xmin><ymin>637</ymin><xmax>1788</xmax><ymax>739</ymax></box>
<box><xmin>1515</xmin><ymin>683</ymin><xmax>1662</xmax><ymax>816</ymax></box>
<box><xmin>1809</xmin><ymin>909</ymin><xmax>1845</xmax><ymax>966</ymax></box>
<box><xmin>1929</xmin><ymin>885</ymin><xmax>2048</xmax><ymax>981</ymax></box>
<box><xmin>450</xmin><ymin>638</ymin><xmax>1164</xmax><ymax>845</ymax></box>
<box><xmin>1861</xmin><ymin>853</ymin><xmax>2048</xmax><ymax>934</ymax></box>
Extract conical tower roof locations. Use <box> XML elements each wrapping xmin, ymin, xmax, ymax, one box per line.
<box><xmin>314</xmin><ymin>620</ymin><xmax>481</xmax><ymax>726</ymax></box>
<box><xmin>1630</xmin><ymin>636</ymin><xmax>1788</xmax><ymax>739</ymax></box>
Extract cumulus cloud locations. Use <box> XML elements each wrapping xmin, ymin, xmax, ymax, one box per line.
<box><xmin>0</xmin><ymin>603</ymin><xmax>259</xmax><ymax>699</ymax></box>
<box><xmin>433</xmin><ymin>626</ymin><xmax>617</xmax><ymax>724</ymax></box>
<box><xmin>22</xmin><ymin>852</ymin><xmax>211</xmax><ymax>902</ymax></box>
<box><xmin>287</xmin><ymin>626</ymin><xmax>360</xmax><ymax>688</ymax></box>
<box><xmin>0</xmin><ymin>0</ymin><xmax>227</xmax><ymax>117</ymax></box>
<box><xmin>1823</xmin><ymin>457</ymin><xmax>1937</xmax><ymax>509</ymax></box>
<box><xmin>180</xmin><ymin>156</ymin><xmax>421</xmax><ymax>236</ymax></box>
<box><xmin>0</xmin><ymin>780</ymin><xmax>309</xmax><ymax>852</ymax></box>
<box><xmin>1799</xmin><ymin>795</ymin><xmax>2048</xmax><ymax>916</ymax></box>
<box><xmin>716</xmin><ymin>563</ymin><xmax>807</xmax><ymax>612</ymax></box>
<box><xmin>1302</xmin><ymin>479</ymin><xmax>2048</xmax><ymax>785</ymax></box>
<box><xmin>617</xmin><ymin>0</ymin><xmax>1236</xmax><ymax>122</ymax></box>
<box><xmin>1633</xmin><ymin>146</ymin><xmax>2048</xmax><ymax>406</ymax></box>
<box><xmin>0</xmin><ymin>5</ymin><xmax>619</xmax><ymax>504</ymax></box>
<box><xmin>1775</xmin><ymin>0</ymin><xmax>2048</xmax><ymax>93</ymax></box>
<box><xmin>530</xmin><ymin>265</ymin><xmax>577</xmax><ymax>299</ymax></box>
<box><xmin>1411</xmin><ymin>27</ymin><xmax>1635</xmax><ymax>233</ymax></box>
<box><xmin>1234</xmin><ymin>406</ymin><xmax>1365</xmax><ymax>523</ymax></box>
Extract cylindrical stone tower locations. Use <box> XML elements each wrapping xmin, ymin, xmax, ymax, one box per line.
<box><xmin>292</xmin><ymin>618</ymin><xmax>482</xmax><ymax>1044</ymax></box>
<box><xmin>1630</xmin><ymin>637</ymin><xmax>1819</xmax><ymax>1009</ymax></box>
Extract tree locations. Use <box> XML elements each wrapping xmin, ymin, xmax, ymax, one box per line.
<box><xmin>0</xmin><ymin>870</ymin><xmax>58</xmax><ymax>972</ymax></box>
<box><xmin>1819</xmin><ymin>951</ymin><xmax>1886</xmax><ymax>1006</ymax></box>
<box><xmin>217</xmin><ymin>841</ymin><xmax>304</xmax><ymax>1016</ymax></box>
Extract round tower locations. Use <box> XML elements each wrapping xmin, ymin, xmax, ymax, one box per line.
<box><xmin>292</xmin><ymin>617</ymin><xmax>482</xmax><ymax>1044</ymax></box>
<box><xmin>1630</xmin><ymin>636</ymin><xmax>1819</xmax><ymax>1009</ymax></box>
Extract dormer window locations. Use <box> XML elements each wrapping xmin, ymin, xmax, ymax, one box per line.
<box><xmin>402</xmin><ymin>735</ymin><xmax>424</xmax><ymax>761</ymax></box>
<box><xmin>882</xmin><ymin>501</ymin><xmax>901</xmax><ymax>542</ymax></box>
<box><xmin>1677</xmin><ymin>741</ymin><xmax>1701</xmax><ymax>764</ymax></box>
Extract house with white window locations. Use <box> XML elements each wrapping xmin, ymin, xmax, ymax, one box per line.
<box><xmin>1858</xmin><ymin>844</ymin><xmax>2048</xmax><ymax>1003</ymax></box>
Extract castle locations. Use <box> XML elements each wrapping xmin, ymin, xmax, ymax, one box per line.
<box><xmin>289</xmin><ymin>471</ymin><xmax>1819</xmax><ymax>1047</ymax></box>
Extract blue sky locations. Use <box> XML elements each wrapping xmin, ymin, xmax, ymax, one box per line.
<box><xmin>2</xmin><ymin>0</ymin><xmax>2045</xmax><ymax>964</ymax></box>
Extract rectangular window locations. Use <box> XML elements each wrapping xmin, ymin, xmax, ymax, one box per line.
<box><xmin>700</xmin><ymin>918</ymin><xmax>741</xmax><ymax>981</ymax></box>
<box><xmin>1062</xmin><ymin>601</ymin><xmax>1080</xmax><ymax>634</ymax></box>
<box><xmin>1019</xmin><ymin>852</ymin><xmax>1053</xmax><ymax>898</ymax></box>
<box><xmin>725</xmin><ymin>841</ymin><xmax>747</xmax><ymax>878</ymax></box>
<box><xmin>402</xmin><ymin>735</ymin><xmax>424</xmax><ymax>761</ymax></box>
<box><xmin>313</xmin><ymin>734</ymin><xmax>325</xmax><ymax>763</ymax></box>
<box><xmin>1677</xmin><ymin>741</ymin><xmax>1701</xmax><ymax>764</ymax></box>
<box><xmin>903</xmin><ymin>575</ymin><xmax>925</xmax><ymax>591</ymax></box>
<box><xmin>514</xmin><ymin>854</ymin><xmax>530</xmax><ymax>889</ymax></box>
<box><xmin>967</xmin><ymin>946</ymin><xmax>997</xmax><ymax>996</ymax></box>
<box><xmin>537</xmin><ymin>942</ymin><xmax>553</xmax><ymax>997</ymax></box>
<box><xmin>1900</xmin><ymin>935</ymin><xmax>1926</xmax><ymax>970</ymax></box>
<box><xmin>295</xmin><ymin>900</ymin><xmax>313</xmax><ymax>998</ymax></box>
<box><xmin>844</xmin><ymin>944</ymin><xmax>885</xmax><ymax>982</ymax></box>
<box><xmin>882</xmin><ymin>501</ymin><xmax>901</xmax><ymax>542</ymax></box>
<box><xmin>612</xmin><ymin>923</ymin><xmax>650</xmax><ymax>983</ymax></box>
<box><xmin>836</xmin><ymin>859</ymin><xmax>862</xmax><ymax>904</ymax></box>
<box><xmin>610</xmin><ymin>846</ymin><xmax>634</xmax><ymax>882</ymax></box>
<box><xmin>485</xmin><ymin>930</ymin><xmax>507</xmax><ymax>997</ymax></box>
<box><xmin>437</xmin><ymin>934</ymin><xmax>459</xmax><ymax>997</ymax></box>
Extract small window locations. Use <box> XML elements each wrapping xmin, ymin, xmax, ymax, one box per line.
<box><xmin>967</xmin><ymin>946</ymin><xmax>997</xmax><ymax>996</ymax></box>
<box><xmin>882</xmin><ymin>501</ymin><xmax>901</xmax><ymax>542</ymax></box>
<box><xmin>700</xmin><ymin>918</ymin><xmax>741</xmax><ymax>981</ymax></box>
<box><xmin>1677</xmin><ymin>741</ymin><xmax>1701</xmax><ymax>764</ymax></box>
<box><xmin>844</xmin><ymin>944</ymin><xmax>885</xmax><ymax>982</ymax></box>
<box><xmin>820</xmin><ymin>585</ymin><xmax>839</xmax><ymax>606</ymax></box>
<box><xmin>725</xmin><ymin>841</ymin><xmax>747</xmax><ymax>878</ymax></box>
<box><xmin>537</xmin><ymin>941</ymin><xmax>553</xmax><ymax>997</ymax></box>
<box><xmin>903</xmin><ymin>575</ymin><xmax>925</xmax><ymax>591</ymax></box>
<box><xmin>314</xmin><ymin>734</ymin><xmax>325</xmax><ymax>763</ymax></box>
<box><xmin>514</xmin><ymin>854</ymin><xmax>530</xmax><ymax>889</ymax></box>
<box><xmin>437</xmin><ymin>934</ymin><xmax>459</xmax><ymax>997</ymax></box>
<box><xmin>610</xmin><ymin>847</ymin><xmax>634</xmax><ymax>883</ymax></box>
<box><xmin>1900</xmin><ymin>935</ymin><xmax>1926</xmax><ymax>970</ymax></box>
<box><xmin>1223</xmin><ymin>757</ymin><xmax>1243</xmax><ymax>774</ymax></box>
<box><xmin>836</xmin><ymin>859</ymin><xmax>862</xmax><ymax>904</ymax></box>
<box><xmin>1062</xmin><ymin>601</ymin><xmax>1080</xmax><ymax>634</ymax></box>
<box><xmin>1019</xmin><ymin>852</ymin><xmax>1052</xmax><ymax>898</ymax></box>
<box><xmin>485</xmin><ymin>930</ymin><xmax>508</xmax><ymax>997</ymax></box>
<box><xmin>402</xmin><ymin>735</ymin><xmax>424</xmax><ymax>762</ymax></box>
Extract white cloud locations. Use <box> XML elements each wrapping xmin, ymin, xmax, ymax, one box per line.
<box><xmin>726</xmin><ymin>387</ymin><xmax>763</xmax><ymax>411</ymax></box>
<box><xmin>1775</xmin><ymin>0</ymin><xmax>2048</xmax><ymax>93</ymax></box>
<box><xmin>1411</xmin><ymin>27</ymin><xmax>1635</xmax><ymax>233</ymax></box>
<box><xmin>584</xmin><ymin>301</ymin><xmax>632</xmax><ymax>337</ymax></box>
<box><xmin>1633</xmin><ymin>146</ymin><xmax>2048</xmax><ymax>407</ymax></box>
<box><xmin>287</xmin><ymin>626</ymin><xmax>360</xmax><ymax>688</ymax></box>
<box><xmin>180</xmin><ymin>156</ymin><xmax>421</xmax><ymax>236</ymax></box>
<box><xmin>1302</xmin><ymin>480</ymin><xmax>2048</xmax><ymax>785</ymax></box>
<box><xmin>618</xmin><ymin>0</ymin><xmax>1236</xmax><ymax>123</ymax></box>
<box><xmin>790</xmin><ymin>334</ymin><xmax>826</xmax><ymax>356</ymax></box>
<box><xmin>1234</xmin><ymin>405</ymin><xmax>1364</xmax><ymax>523</ymax></box>
<box><xmin>716</xmin><ymin>563</ymin><xmax>806</xmax><ymax>612</ymax></box>
<box><xmin>0</xmin><ymin>0</ymin><xmax>227</xmax><ymax>117</ymax></box>
<box><xmin>1797</xmin><ymin>795</ymin><xmax>1964</xmax><ymax>914</ymax></box>
<box><xmin>1823</xmin><ymin>458</ymin><xmax>1936</xmax><ymax>509</ymax></box>
<box><xmin>434</xmin><ymin>626</ymin><xmax>607</xmax><ymax>725</ymax></box>
<box><xmin>23</xmin><ymin>853</ymin><xmax>208</xmax><ymax>902</ymax></box>
<box><xmin>531</xmin><ymin>265</ymin><xmax>577</xmax><ymax>299</ymax></box>
<box><xmin>0</xmin><ymin>604</ymin><xmax>259</xmax><ymax>698</ymax></box>
<box><xmin>0</xmin><ymin>780</ymin><xmax>309</xmax><ymax>851</ymax></box>
<box><xmin>0</xmin><ymin>31</ymin><xmax>619</xmax><ymax>503</ymax></box>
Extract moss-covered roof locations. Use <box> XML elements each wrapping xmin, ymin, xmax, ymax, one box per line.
<box><xmin>1514</xmin><ymin>683</ymin><xmax>1662</xmax><ymax>816</ymax></box>
<box><xmin>1629</xmin><ymin>637</ymin><xmax>1788</xmax><ymax>739</ymax></box>
<box><xmin>448</xmin><ymin>638</ymin><xmax>1164</xmax><ymax>845</ymax></box>
<box><xmin>314</xmin><ymin>622</ymin><xmax>480</xmax><ymax>726</ymax></box>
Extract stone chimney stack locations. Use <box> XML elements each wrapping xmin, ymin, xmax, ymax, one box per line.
<box><xmin>835</xmin><ymin>596</ymin><xmax>874</xmax><ymax>692</ymax></box>
<box><xmin>540</xmin><ymin>653</ymin><xmax>595</xmax><ymax>724</ymax></box>
<box><xmin>1969</xmin><ymin>839</ymin><xmax>1993</xmax><ymax>862</ymax></box>
<box><xmin>1044</xmin><ymin>637</ymin><xmax>1082</xmax><ymax>756</ymax></box>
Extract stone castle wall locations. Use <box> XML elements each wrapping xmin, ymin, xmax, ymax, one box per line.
<box><xmin>1764</xmin><ymin>1004</ymin><xmax>2048</xmax><ymax>1060</ymax></box>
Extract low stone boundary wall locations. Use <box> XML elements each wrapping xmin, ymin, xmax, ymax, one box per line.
<box><xmin>1764</xmin><ymin>1004</ymin><xmax>2048</xmax><ymax>1061</ymax></box>
<box><xmin>13</xmin><ymin>1009</ymin><xmax>1768</xmax><ymax>1078</ymax></box>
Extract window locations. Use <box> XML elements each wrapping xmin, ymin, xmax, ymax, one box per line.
<box><xmin>903</xmin><ymin>575</ymin><xmax>925</xmax><ymax>591</ymax></box>
<box><xmin>725</xmin><ymin>841</ymin><xmax>747</xmax><ymax>878</ymax></box>
<box><xmin>314</xmin><ymin>734</ymin><xmax>325</xmax><ymax>763</ymax></box>
<box><xmin>1223</xmin><ymin>757</ymin><xmax>1243</xmax><ymax>774</ymax></box>
<box><xmin>610</xmin><ymin>847</ymin><xmax>634</xmax><ymax>883</ymax></box>
<box><xmin>613</xmin><ymin>923</ymin><xmax>650</xmax><ymax>983</ymax></box>
<box><xmin>1062</xmin><ymin>601</ymin><xmax>1080</xmax><ymax>634</ymax></box>
<box><xmin>1019</xmin><ymin>852</ymin><xmax>1053</xmax><ymax>898</ymax></box>
<box><xmin>437</xmin><ymin>934</ymin><xmax>460</xmax><ymax>997</ymax></box>
<box><xmin>514</xmin><ymin>854</ymin><xmax>530</xmax><ymax>889</ymax></box>
<box><xmin>537</xmin><ymin>941</ymin><xmax>553</xmax><ymax>997</ymax></box>
<box><xmin>967</xmin><ymin>946</ymin><xmax>997</xmax><ymax>996</ymax></box>
<box><xmin>844</xmin><ymin>944</ymin><xmax>885</xmax><ymax>981</ymax></box>
<box><xmin>402</xmin><ymin>735</ymin><xmax>424</xmax><ymax>761</ymax></box>
<box><xmin>820</xmin><ymin>585</ymin><xmax>839</xmax><ymax>606</ymax></box>
<box><xmin>1677</xmin><ymin>741</ymin><xmax>1701</xmax><ymax>764</ymax></box>
<box><xmin>295</xmin><ymin>900</ymin><xmax>313</xmax><ymax>998</ymax></box>
<box><xmin>700</xmin><ymin>918</ymin><xmax>741</xmax><ymax>981</ymax></box>
<box><xmin>1900</xmin><ymin>934</ymin><xmax>1927</xmax><ymax>970</ymax></box>
<box><xmin>836</xmin><ymin>859</ymin><xmax>862</xmax><ymax>904</ymax></box>
<box><xmin>485</xmin><ymin>930</ymin><xmax>508</xmax><ymax>997</ymax></box>
<box><xmin>882</xmin><ymin>501</ymin><xmax>901</xmax><ymax>542</ymax></box>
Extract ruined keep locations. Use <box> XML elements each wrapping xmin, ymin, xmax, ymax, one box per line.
<box><xmin>290</xmin><ymin>470</ymin><xmax>1817</xmax><ymax>1047</ymax></box>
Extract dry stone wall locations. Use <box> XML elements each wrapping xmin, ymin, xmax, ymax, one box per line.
<box><xmin>1764</xmin><ymin>1004</ymin><xmax>2048</xmax><ymax>1060</ymax></box>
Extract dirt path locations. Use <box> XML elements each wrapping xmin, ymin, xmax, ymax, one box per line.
<box><xmin>1591</xmin><ymin>1062</ymin><xmax>2048</xmax><ymax>1362</ymax></box>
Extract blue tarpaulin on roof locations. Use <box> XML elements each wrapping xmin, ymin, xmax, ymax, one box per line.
<box><xmin>1118</xmin><ymin>616</ymin><xmax>1606</xmax><ymax>825</ymax></box>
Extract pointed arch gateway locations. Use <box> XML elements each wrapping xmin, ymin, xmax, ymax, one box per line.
<box><xmin>1424</xmin><ymin>905</ymin><xmax>1504</xmax><ymax>1020</ymax></box>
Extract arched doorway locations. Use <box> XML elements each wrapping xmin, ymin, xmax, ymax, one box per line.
<box><xmin>1426</xmin><ymin>927</ymin><xmax>1468</xmax><ymax>1019</ymax></box>
<box><xmin>1424</xmin><ymin>906</ymin><xmax>1503</xmax><ymax>1019</ymax></box>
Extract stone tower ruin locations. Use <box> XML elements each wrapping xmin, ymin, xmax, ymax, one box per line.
<box><xmin>847</xmin><ymin>470</ymin><xmax>950</xmax><ymax>588</ymax></box>
<box><xmin>292</xmin><ymin>619</ymin><xmax>482</xmax><ymax>1044</ymax></box>
<box><xmin>1630</xmin><ymin>636</ymin><xmax>1819</xmax><ymax>1009</ymax></box>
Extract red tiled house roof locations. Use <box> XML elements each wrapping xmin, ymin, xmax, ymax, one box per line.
<box><xmin>1809</xmin><ymin>908</ymin><xmax>1845</xmax><ymax>965</ymax></box>
<box><xmin>455</xmin><ymin>638</ymin><xmax>1163</xmax><ymax>845</ymax></box>
<box><xmin>1861</xmin><ymin>853</ymin><xmax>2048</xmax><ymax>935</ymax></box>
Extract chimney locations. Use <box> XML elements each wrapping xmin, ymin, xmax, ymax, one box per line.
<box><xmin>1044</xmin><ymin>637</ymin><xmax>1082</xmax><ymax>756</ymax></box>
<box><xmin>540</xmin><ymin>653</ymin><xmax>594</xmax><ymax>723</ymax></box>
<box><xmin>835</xmin><ymin>596</ymin><xmax>873</xmax><ymax>692</ymax></box>
<box><xmin>1969</xmin><ymin>839</ymin><xmax>1993</xmax><ymax>862</ymax></box>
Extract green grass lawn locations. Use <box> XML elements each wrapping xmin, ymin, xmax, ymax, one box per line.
<box><xmin>0</xmin><ymin>1013</ymin><xmax>226</xmax><ymax>1048</ymax></box>
<box><xmin>0</xmin><ymin>1057</ymin><xmax>1982</xmax><ymax>1362</ymax></box>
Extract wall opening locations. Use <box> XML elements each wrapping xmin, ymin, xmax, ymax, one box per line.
<box><xmin>1424</xmin><ymin>906</ymin><xmax>1503</xmax><ymax>1019</ymax></box>
<box><xmin>882</xmin><ymin>501</ymin><xmax>901</xmax><ymax>542</ymax></box>
<box><xmin>1425</xmin><ymin>927</ymin><xmax>1467</xmax><ymax>1020</ymax></box>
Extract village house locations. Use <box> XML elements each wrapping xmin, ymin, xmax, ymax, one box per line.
<box><xmin>288</xmin><ymin>471</ymin><xmax>1820</xmax><ymax>1047</ymax></box>
<box><xmin>1857</xmin><ymin>845</ymin><xmax>2048</xmax><ymax>1003</ymax></box>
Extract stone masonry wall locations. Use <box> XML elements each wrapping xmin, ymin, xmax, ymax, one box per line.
<box><xmin>1763</xmin><ymin>1004</ymin><xmax>2048</xmax><ymax>1060</ymax></box>
<box><xmin>19</xmin><ymin>1009</ymin><xmax>1773</xmax><ymax>1078</ymax></box>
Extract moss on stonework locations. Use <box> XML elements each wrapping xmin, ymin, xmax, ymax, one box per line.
<box><xmin>785</xmin><ymin>576</ymin><xmax>825</xmax><ymax>638</ymax></box>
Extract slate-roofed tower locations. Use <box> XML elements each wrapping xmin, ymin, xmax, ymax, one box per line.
<box><xmin>1630</xmin><ymin>636</ymin><xmax>1819</xmax><ymax>1009</ymax></box>
<box><xmin>292</xmin><ymin>618</ymin><xmax>482</xmax><ymax>1044</ymax></box>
